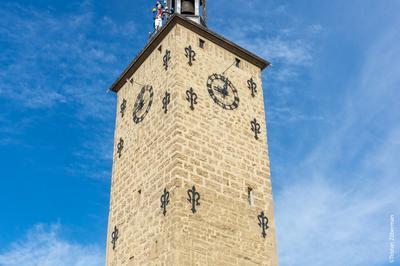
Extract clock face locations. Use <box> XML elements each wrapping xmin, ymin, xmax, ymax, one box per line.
<box><xmin>132</xmin><ymin>85</ymin><xmax>154</xmax><ymax>124</ymax></box>
<box><xmin>207</xmin><ymin>74</ymin><xmax>239</xmax><ymax>110</ymax></box>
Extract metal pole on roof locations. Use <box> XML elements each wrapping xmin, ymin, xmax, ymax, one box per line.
<box><xmin>203</xmin><ymin>0</ymin><xmax>207</xmax><ymax>25</ymax></box>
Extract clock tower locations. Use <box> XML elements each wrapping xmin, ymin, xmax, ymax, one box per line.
<box><xmin>106</xmin><ymin>2</ymin><xmax>278</xmax><ymax>265</ymax></box>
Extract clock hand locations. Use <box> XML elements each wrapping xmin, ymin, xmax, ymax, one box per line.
<box><xmin>135</xmin><ymin>95</ymin><xmax>145</xmax><ymax>112</ymax></box>
<box><xmin>214</xmin><ymin>85</ymin><xmax>229</xmax><ymax>98</ymax></box>
<box><xmin>139</xmin><ymin>99</ymin><xmax>144</xmax><ymax>109</ymax></box>
<box><xmin>222</xmin><ymin>79</ymin><xmax>229</xmax><ymax>97</ymax></box>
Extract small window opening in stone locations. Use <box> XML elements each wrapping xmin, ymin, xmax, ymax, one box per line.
<box><xmin>248</xmin><ymin>187</ymin><xmax>254</xmax><ymax>206</ymax></box>
<box><xmin>199</xmin><ymin>38</ymin><xmax>205</xmax><ymax>49</ymax></box>
<box><xmin>158</xmin><ymin>45</ymin><xmax>162</xmax><ymax>53</ymax></box>
<box><xmin>235</xmin><ymin>58</ymin><xmax>241</xmax><ymax>68</ymax></box>
<box><xmin>138</xmin><ymin>189</ymin><xmax>142</xmax><ymax>194</ymax></box>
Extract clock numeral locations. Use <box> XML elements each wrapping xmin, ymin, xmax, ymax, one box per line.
<box><xmin>162</xmin><ymin>91</ymin><xmax>171</xmax><ymax>114</ymax></box>
<box><xmin>232</xmin><ymin>97</ymin><xmax>239</xmax><ymax>108</ymax></box>
<box><xmin>186</xmin><ymin>88</ymin><xmax>198</xmax><ymax>111</ymax></box>
<box><xmin>163</xmin><ymin>49</ymin><xmax>171</xmax><ymax>70</ymax></box>
<box><xmin>187</xmin><ymin>185</ymin><xmax>200</xmax><ymax>214</ymax></box>
<box><xmin>117</xmin><ymin>138</ymin><xmax>124</xmax><ymax>158</ymax></box>
<box><xmin>111</xmin><ymin>226</ymin><xmax>119</xmax><ymax>250</ymax></box>
<box><xmin>247</xmin><ymin>78</ymin><xmax>258</xmax><ymax>97</ymax></box>
<box><xmin>134</xmin><ymin>117</ymin><xmax>143</xmax><ymax>124</ymax></box>
<box><xmin>257</xmin><ymin>211</ymin><xmax>269</xmax><ymax>238</ymax></box>
<box><xmin>184</xmin><ymin>45</ymin><xmax>196</xmax><ymax>66</ymax></box>
<box><xmin>251</xmin><ymin>119</ymin><xmax>261</xmax><ymax>140</ymax></box>
<box><xmin>160</xmin><ymin>188</ymin><xmax>170</xmax><ymax>216</ymax></box>
<box><xmin>120</xmin><ymin>98</ymin><xmax>127</xmax><ymax>118</ymax></box>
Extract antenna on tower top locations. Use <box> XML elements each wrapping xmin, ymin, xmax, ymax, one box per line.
<box><xmin>202</xmin><ymin>0</ymin><xmax>207</xmax><ymax>25</ymax></box>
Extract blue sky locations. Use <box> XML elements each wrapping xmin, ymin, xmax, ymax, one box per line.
<box><xmin>0</xmin><ymin>0</ymin><xmax>399</xmax><ymax>265</ymax></box>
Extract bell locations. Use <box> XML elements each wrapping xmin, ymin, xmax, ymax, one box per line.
<box><xmin>181</xmin><ymin>0</ymin><xmax>195</xmax><ymax>15</ymax></box>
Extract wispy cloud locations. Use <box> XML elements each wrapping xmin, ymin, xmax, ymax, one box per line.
<box><xmin>0</xmin><ymin>224</ymin><xmax>104</xmax><ymax>266</ymax></box>
<box><xmin>275</xmin><ymin>23</ymin><xmax>400</xmax><ymax>266</ymax></box>
<box><xmin>0</xmin><ymin>2</ymin><xmax>134</xmax><ymax>119</ymax></box>
<box><xmin>211</xmin><ymin>0</ymin><xmax>322</xmax><ymax>123</ymax></box>
<box><xmin>0</xmin><ymin>112</ymin><xmax>34</xmax><ymax>146</ymax></box>
<box><xmin>67</xmin><ymin>123</ymin><xmax>114</xmax><ymax>180</ymax></box>
<box><xmin>0</xmin><ymin>2</ymin><xmax>133</xmax><ymax>178</ymax></box>
<box><xmin>212</xmin><ymin>1</ymin><xmax>318</xmax><ymax>69</ymax></box>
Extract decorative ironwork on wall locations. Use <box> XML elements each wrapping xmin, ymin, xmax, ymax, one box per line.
<box><xmin>187</xmin><ymin>185</ymin><xmax>201</xmax><ymax>213</ymax></box>
<box><xmin>163</xmin><ymin>49</ymin><xmax>171</xmax><ymax>70</ymax></box>
<box><xmin>111</xmin><ymin>226</ymin><xmax>119</xmax><ymax>250</ymax></box>
<box><xmin>162</xmin><ymin>91</ymin><xmax>171</xmax><ymax>114</ymax></box>
<box><xmin>251</xmin><ymin>118</ymin><xmax>261</xmax><ymax>140</ymax></box>
<box><xmin>257</xmin><ymin>211</ymin><xmax>269</xmax><ymax>238</ymax></box>
<box><xmin>160</xmin><ymin>188</ymin><xmax>170</xmax><ymax>216</ymax></box>
<box><xmin>186</xmin><ymin>88</ymin><xmax>198</xmax><ymax>111</ymax></box>
<box><xmin>120</xmin><ymin>99</ymin><xmax>127</xmax><ymax>117</ymax></box>
<box><xmin>185</xmin><ymin>45</ymin><xmax>196</xmax><ymax>66</ymax></box>
<box><xmin>117</xmin><ymin>138</ymin><xmax>124</xmax><ymax>158</ymax></box>
<box><xmin>247</xmin><ymin>78</ymin><xmax>257</xmax><ymax>97</ymax></box>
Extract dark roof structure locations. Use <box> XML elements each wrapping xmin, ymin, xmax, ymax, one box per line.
<box><xmin>109</xmin><ymin>14</ymin><xmax>270</xmax><ymax>93</ymax></box>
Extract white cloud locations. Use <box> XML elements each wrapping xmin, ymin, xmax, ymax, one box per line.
<box><xmin>276</xmin><ymin>135</ymin><xmax>399</xmax><ymax>265</ymax></box>
<box><xmin>13</xmin><ymin>90</ymin><xmax>66</xmax><ymax>109</ymax></box>
<box><xmin>0</xmin><ymin>3</ymin><xmax>131</xmax><ymax>118</ymax></box>
<box><xmin>211</xmin><ymin>0</ymin><xmax>321</xmax><ymax>124</ymax></box>
<box><xmin>220</xmin><ymin>23</ymin><xmax>314</xmax><ymax>69</ymax></box>
<box><xmin>0</xmin><ymin>2</ymin><xmax>123</xmax><ymax>178</ymax></box>
<box><xmin>212</xmin><ymin>0</ymin><xmax>316</xmax><ymax>70</ymax></box>
<box><xmin>275</xmin><ymin>24</ymin><xmax>400</xmax><ymax>266</ymax></box>
<box><xmin>0</xmin><ymin>224</ymin><xmax>104</xmax><ymax>266</ymax></box>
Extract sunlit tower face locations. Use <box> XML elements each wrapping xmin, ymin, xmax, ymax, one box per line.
<box><xmin>105</xmin><ymin>2</ymin><xmax>277</xmax><ymax>265</ymax></box>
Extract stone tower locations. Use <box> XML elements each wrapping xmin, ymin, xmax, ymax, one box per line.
<box><xmin>105</xmin><ymin>8</ymin><xmax>278</xmax><ymax>266</ymax></box>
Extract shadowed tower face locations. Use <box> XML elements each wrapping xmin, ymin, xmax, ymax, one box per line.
<box><xmin>105</xmin><ymin>11</ymin><xmax>278</xmax><ymax>266</ymax></box>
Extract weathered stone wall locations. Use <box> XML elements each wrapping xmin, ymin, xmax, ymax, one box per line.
<box><xmin>106</xmin><ymin>23</ymin><xmax>278</xmax><ymax>266</ymax></box>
